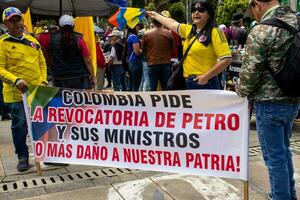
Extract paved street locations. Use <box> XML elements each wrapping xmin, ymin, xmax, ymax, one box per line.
<box><xmin>0</xmin><ymin>118</ymin><xmax>299</xmax><ymax>200</ymax></box>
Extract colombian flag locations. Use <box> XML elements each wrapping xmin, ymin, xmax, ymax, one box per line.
<box><xmin>108</xmin><ymin>7</ymin><xmax>145</xmax><ymax>29</ymax></box>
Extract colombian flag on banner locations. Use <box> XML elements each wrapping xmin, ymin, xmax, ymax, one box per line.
<box><xmin>108</xmin><ymin>7</ymin><xmax>145</xmax><ymax>29</ymax></box>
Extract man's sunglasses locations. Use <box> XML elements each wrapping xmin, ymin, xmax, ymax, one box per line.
<box><xmin>191</xmin><ymin>7</ymin><xmax>206</xmax><ymax>13</ymax></box>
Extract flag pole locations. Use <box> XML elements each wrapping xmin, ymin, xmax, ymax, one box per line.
<box><xmin>244</xmin><ymin>181</ymin><xmax>249</xmax><ymax>200</ymax></box>
<box><xmin>22</xmin><ymin>92</ymin><xmax>42</xmax><ymax>176</ymax></box>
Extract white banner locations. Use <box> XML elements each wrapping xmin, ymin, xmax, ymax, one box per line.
<box><xmin>25</xmin><ymin>87</ymin><xmax>249</xmax><ymax>180</ymax></box>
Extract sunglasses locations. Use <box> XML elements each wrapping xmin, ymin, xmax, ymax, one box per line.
<box><xmin>191</xmin><ymin>7</ymin><xmax>206</xmax><ymax>13</ymax></box>
<box><xmin>250</xmin><ymin>0</ymin><xmax>256</xmax><ymax>7</ymax></box>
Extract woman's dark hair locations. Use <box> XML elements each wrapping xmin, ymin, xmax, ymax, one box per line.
<box><xmin>61</xmin><ymin>25</ymin><xmax>80</xmax><ymax>56</ymax></box>
<box><xmin>127</xmin><ymin>26</ymin><xmax>138</xmax><ymax>35</ymax></box>
<box><xmin>188</xmin><ymin>0</ymin><xmax>216</xmax><ymax>46</ymax></box>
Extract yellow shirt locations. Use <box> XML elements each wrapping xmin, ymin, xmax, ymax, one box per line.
<box><xmin>0</xmin><ymin>33</ymin><xmax>47</xmax><ymax>103</ymax></box>
<box><xmin>179</xmin><ymin>24</ymin><xmax>231</xmax><ymax>77</ymax></box>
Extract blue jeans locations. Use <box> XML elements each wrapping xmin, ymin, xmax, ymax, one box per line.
<box><xmin>111</xmin><ymin>64</ymin><xmax>126</xmax><ymax>91</ymax></box>
<box><xmin>254</xmin><ymin>102</ymin><xmax>299</xmax><ymax>200</ymax></box>
<box><xmin>7</xmin><ymin>102</ymin><xmax>29</xmax><ymax>159</ymax></box>
<box><xmin>148</xmin><ymin>64</ymin><xmax>171</xmax><ymax>91</ymax></box>
<box><xmin>139</xmin><ymin>61</ymin><xmax>150</xmax><ymax>91</ymax></box>
<box><xmin>129</xmin><ymin>61</ymin><xmax>143</xmax><ymax>91</ymax></box>
<box><xmin>186</xmin><ymin>76</ymin><xmax>221</xmax><ymax>90</ymax></box>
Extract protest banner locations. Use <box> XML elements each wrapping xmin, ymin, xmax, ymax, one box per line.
<box><xmin>23</xmin><ymin>86</ymin><xmax>249</xmax><ymax>181</ymax></box>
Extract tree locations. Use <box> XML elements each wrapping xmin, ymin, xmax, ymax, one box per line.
<box><xmin>169</xmin><ymin>2</ymin><xmax>186</xmax><ymax>23</ymax></box>
<box><xmin>216</xmin><ymin>0</ymin><xmax>248</xmax><ymax>26</ymax></box>
<box><xmin>132</xmin><ymin>0</ymin><xmax>145</xmax><ymax>8</ymax></box>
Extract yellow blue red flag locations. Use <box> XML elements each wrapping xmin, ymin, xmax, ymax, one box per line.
<box><xmin>108</xmin><ymin>7</ymin><xmax>145</xmax><ymax>29</ymax></box>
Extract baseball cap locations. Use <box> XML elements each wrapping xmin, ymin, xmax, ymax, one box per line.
<box><xmin>244</xmin><ymin>0</ymin><xmax>255</xmax><ymax>18</ymax></box>
<box><xmin>2</xmin><ymin>7</ymin><xmax>22</xmax><ymax>22</ymax></box>
<box><xmin>59</xmin><ymin>15</ymin><xmax>74</xmax><ymax>27</ymax></box>
<box><xmin>108</xmin><ymin>30</ymin><xmax>122</xmax><ymax>38</ymax></box>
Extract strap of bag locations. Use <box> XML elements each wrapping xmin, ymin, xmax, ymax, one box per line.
<box><xmin>259</xmin><ymin>17</ymin><xmax>298</xmax><ymax>34</ymax></box>
<box><xmin>179</xmin><ymin>33</ymin><xmax>201</xmax><ymax>65</ymax></box>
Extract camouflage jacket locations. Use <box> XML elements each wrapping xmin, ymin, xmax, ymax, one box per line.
<box><xmin>237</xmin><ymin>6</ymin><xmax>300</xmax><ymax>103</ymax></box>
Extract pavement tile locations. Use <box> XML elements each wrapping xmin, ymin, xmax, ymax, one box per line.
<box><xmin>22</xmin><ymin>168</ymin><xmax>68</xmax><ymax>179</ymax></box>
<box><xmin>112</xmin><ymin>177</ymin><xmax>173</xmax><ymax>200</ymax></box>
<box><xmin>153</xmin><ymin>177</ymin><xmax>206</xmax><ymax>200</ymax></box>
<box><xmin>44</xmin><ymin>179</ymin><xmax>95</xmax><ymax>194</ymax></box>
<box><xmin>20</xmin><ymin>185</ymin><xmax>111</xmax><ymax>200</ymax></box>
<box><xmin>65</xmin><ymin>164</ymin><xmax>106</xmax><ymax>173</ymax></box>
<box><xmin>0</xmin><ymin>159</ymin><xmax>4</xmax><ymax>177</ymax></box>
<box><xmin>0</xmin><ymin>187</ymin><xmax>46</xmax><ymax>200</ymax></box>
<box><xmin>92</xmin><ymin>173</ymin><xmax>137</xmax><ymax>186</ymax></box>
<box><xmin>133</xmin><ymin>170</ymin><xmax>166</xmax><ymax>179</ymax></box>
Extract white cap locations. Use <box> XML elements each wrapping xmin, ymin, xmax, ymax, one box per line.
<box><xmin>108</xmin><ymin>30</ymin><xmax>122</xmax><ymax>38</ymax></box>
<box><xmin>59</xmin><ymin>15</ymin><xmax>74</xmax><ymax>27</ymax></box>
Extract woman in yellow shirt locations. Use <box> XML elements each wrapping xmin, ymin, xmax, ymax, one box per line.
<box><xmin>147</xmin><ymin>0</ymin><xmax>232</xmax><ymax>90</ymax></box>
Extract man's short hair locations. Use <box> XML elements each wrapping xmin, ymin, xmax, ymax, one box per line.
<box><xmin>152</xmin><ymin>19</ymin><xmax>162</xmax><ymax>27</ymax></box>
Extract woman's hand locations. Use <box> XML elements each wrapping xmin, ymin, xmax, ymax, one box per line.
<box><xmin>146</xmin><ymin>11</ymin><xmax>158</xmax><ymax>19</ymax></box>
<box><xmin>193</xmin><ymin>75</ymin><xmax>209</xmax><ymax>85</ymax></box>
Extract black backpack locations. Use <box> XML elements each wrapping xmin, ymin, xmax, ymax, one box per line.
<box><xmin>259</xmin><ymin>17</ymin><xmax>300</xmax><ymax>97</ymax></box>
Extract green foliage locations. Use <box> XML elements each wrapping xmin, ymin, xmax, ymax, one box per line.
<box><xmin>132</xmin><ymin>0</ymin><xmax>145</xmax><ymax>8</ymax></box>
<box><xmin>169</xmin><ymin>2</ymin><xmax>186</xmax><ymax>23</ymax></box>
<box><xmin>216</xmin><ymin>0</ymin><xmax>248</xmax><ymax>25</ymax></box>
<box><xmin>146</xmin><ymin>2</ymin><xmax>156</xmax><ymax>11</ymax></box>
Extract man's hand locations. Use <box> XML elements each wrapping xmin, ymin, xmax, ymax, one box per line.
<box><xmin>16</xmin><ymin>79</ymin><xmax>28</xmax><ymax>93</ymax></box>
<box><xmin>90</xmin><ymin>75</ymin><xmax>96</xmax><ymax>89</ymax></box>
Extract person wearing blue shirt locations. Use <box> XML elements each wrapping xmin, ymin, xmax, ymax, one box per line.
<box><xmin>126</xmin><ymin>25</ymin><xmax>143</xmax><ymax>91</ymax></box>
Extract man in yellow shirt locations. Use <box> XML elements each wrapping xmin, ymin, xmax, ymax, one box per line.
<box><xmin>0</xmin><ymin>7</ymin><xmax>47</xmax><ymax>171</ymax></box>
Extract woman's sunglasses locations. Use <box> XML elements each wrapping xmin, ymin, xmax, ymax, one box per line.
<box><xmin>191</xmin><ymin>7</ymin><xmax>206</xmax><ymax>13</ymax></box>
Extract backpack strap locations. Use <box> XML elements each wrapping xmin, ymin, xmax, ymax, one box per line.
<box><xmin>259</xmin><ymin>17</ymin><xmax>298</xmax><ymax>34</ymax></box>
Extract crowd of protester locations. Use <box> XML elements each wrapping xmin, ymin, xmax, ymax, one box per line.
<box><xmin>0</xmin><ymin>0</ymin><xmax>300</xmax><ymax>199</ymax></box>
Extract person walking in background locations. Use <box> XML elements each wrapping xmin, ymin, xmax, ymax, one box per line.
<box><xmin>0</xmin><ymin>7</ymin><xmax>47</xmax><ymax>171</ymax></box>
<box><xmin>147</xmin><ymin>0</ymin><xmax>231</xmax><ymax>90</ymax></box>
<box><xmin>228</xmin><ymin>12</ymin><xmax>248</xmax><ymax>48</ymax></box>
<box><xmin>38</xmin><ymin>15</ymin><xmax>95</xmax><ymax>89</ymax></box>
<box><xmin>237</xmin><ymin>0</ymin><xmax>299</xmax><ymax>199</ymax></box>
<box><xmin>125</xmin><ymin>25</ymin><xmax>143</xmax><ymax>91</ymax></box>
<box><xmin>142</xmin><ymin>19</ymin><xmax>175</xmax><ymax>91</ymax></box>
<box><xmin>107</xmin><ymin>30</ymin><xmax>127</xmax><ymax>91</ymax></box>
<box><xmin>103</xmin><ymin>37</ymin><xmax>112</xmax><ymax>88</ymax></box>
<box><xmin>94</xmin><ymin>25</ymin><xmax>106</xmax><ymax>90</ymax></box>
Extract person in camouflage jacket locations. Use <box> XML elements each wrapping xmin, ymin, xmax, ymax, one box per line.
<box><xmin>237</xmin><ymin>0</ymin><xmax>300</xmax><ymax>199</ymax></box>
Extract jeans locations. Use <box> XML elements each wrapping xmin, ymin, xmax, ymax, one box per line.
<box><xmin>148</xmin><ymin>63</ymin><xmax>171</xmax><ymax>91</ymax></box>
<box><xmin>111</xmin><ymin>64</ymin><xmax>126</xmax><ymax>91</ymax></box>
<box><xmin>254</xmin><ymin>102</ymin><xmax>299</xmax><ymax>200</ymax></box>
<box><xmin>186</xmin><ymin>76</ymin><xmax>221</xmax><ymax>90</ymax></box>
<box><xmin>129</xmin><ymin>60</ymin><xmax>143</xmax><ymax>91</ymax></box>
<box><xmin>139</xmin><ymin>61</ymin><xmax>150</xmax><ymax>91</ymax></box>
<box><xmin>7</xmin><ymin>102</ymin><xmax>29</xmax><ymax>159</ymax></box>
<box><xmin>54</xmin><ymin>76</ymin><xmax>91</xmax><ymax>89</ymax></box>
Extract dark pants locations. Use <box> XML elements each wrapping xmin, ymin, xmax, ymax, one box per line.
<box><xmin>148</xmin><ymin>63</ymin><xmax>171</xmax><ymax>91</ymax></box>
<box><xmin>129</xmin><ymin>60</ymin><xmax>143</xmax><ymax>91</ymax></box>
<box><xmin>186</xmin><ymin>76</ymin><xmax>221</xmax><ymax>90</ymax></box>
<box><xmin>7</xmin><ymin>102</ymin><xmax>29</xmax><ymax>159</ymax></box>
<box><xmin>0</xmin><ymin>80</ymin><xmax>9</xmax><ymax>117</ymax></box>
<box><xmin>54</xmin><ymin>76</ymin><xmax>91</xmax><ymax>89</ymax></box>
